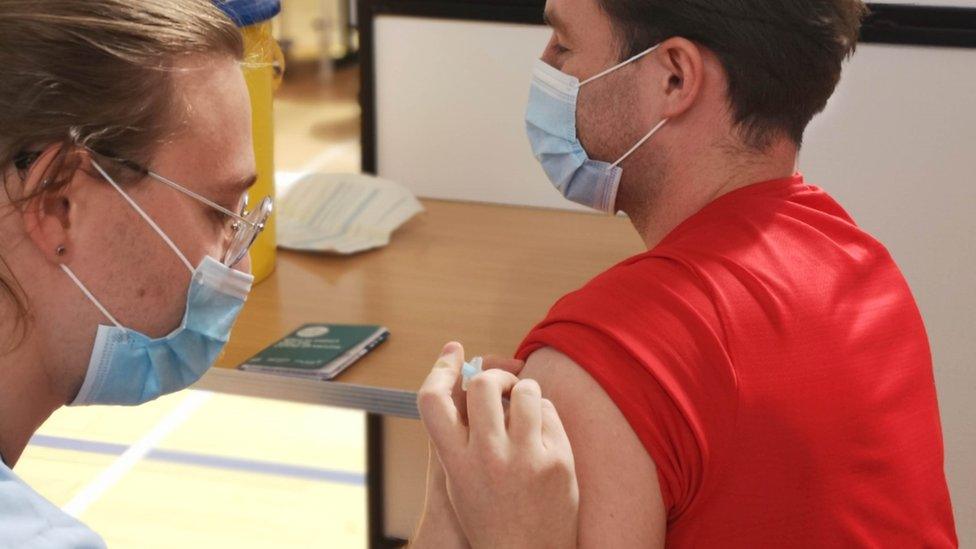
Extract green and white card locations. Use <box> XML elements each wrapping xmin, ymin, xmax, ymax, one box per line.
<box><xmin>239</xmin><ymin>324</ymin><xmax>389</xmax><ymax>380</ymax></box>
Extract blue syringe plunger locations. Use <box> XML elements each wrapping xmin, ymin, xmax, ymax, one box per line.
<box><xmin>461</xmin><ymin>356</ymin><xmax>484</xmax><ymax>391</ymax></box>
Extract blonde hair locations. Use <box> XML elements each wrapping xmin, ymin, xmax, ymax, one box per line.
<box><xmin>0</xmin><ymin>0</ymin><xmax>244</xmax><ymax>339</ymax></box>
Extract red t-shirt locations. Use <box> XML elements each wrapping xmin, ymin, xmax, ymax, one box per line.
<box><xmin>516</xmin><ymin>175</ymin><xmax>957</xmax><ymax>547</ymax></box>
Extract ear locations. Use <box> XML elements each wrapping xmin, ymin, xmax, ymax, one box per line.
<box><xmin>21</xmin><ymin>147</ymin><xmax>94</xmax><ymax>266</ymax></box>
<box><xmin>653</xmin><ymin>37</ymin><xmax>706</xmax><ymax>120</ymax></box>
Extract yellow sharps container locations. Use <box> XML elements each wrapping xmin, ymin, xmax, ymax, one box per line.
<box><xmin>216</xmin><ymin>0</ymin><xmax>285</xmax><ymax>283</ymax></box>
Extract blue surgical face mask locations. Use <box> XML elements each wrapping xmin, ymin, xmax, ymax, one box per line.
<box><xmin>525</xmin><ymin>45</ymin><xmax>669</xmax><ymax>214</ymax></box>
<box><xmin>64</xmin><ymin>161</ymin><xmax>253</xmax><ymax>406</ymax></box>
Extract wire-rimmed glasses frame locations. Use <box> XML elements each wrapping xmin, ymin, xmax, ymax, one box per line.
<box><xmin>88</xmin><ymin>150</ymin><xmax>273</xmax><ymax>268</ymax></box>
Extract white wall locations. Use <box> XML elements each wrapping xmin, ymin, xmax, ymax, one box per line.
<box><xmin>374</xmin><ymin>15</ymin><xmax>975</xmax><ymax>544</ymax></box>
<box><xmin>375</xmin><ymin>17</ymin><xmax>574</xmax><ymax>209</ymax></box>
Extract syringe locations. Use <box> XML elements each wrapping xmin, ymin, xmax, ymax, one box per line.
<box><xmin>461</xmin><ymin>356</ymin><xmax>484</xmax><ymax>391</ymax></box>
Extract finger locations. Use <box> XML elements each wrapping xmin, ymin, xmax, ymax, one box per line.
<box><xmin>452</xmin><ymin>364</ymin><xmax>469</xmax><ymax>426</ymax></box>
<box><xmin>417</xmin><ymin>342</ymin><xmax>467</xmax><ymax>455</ymax></box>
<box><xmin>449</xmin><ymin>352</ymin><xmax>468</xmax><ymax>426</ymax></box>
<box><xmin>540</xmin><ymin>398</ymin><xmax>574</xmax><ymax>455</ymax></box>
<box><xmin>481</xmin><ymin>355</ymin><xmax>527</xmax><ymax>376</ymax></box>
<box><xmin>508</xmin><ymin>378</ymin><xmax>543</xmax><ymax>446</ymax></box>
<box><xmin>466</xmin><ymin>368</ymin><xmax>521</xmax><ymax>440</ymax></box>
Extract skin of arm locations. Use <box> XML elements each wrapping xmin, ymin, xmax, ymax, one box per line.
<box><xmin>520</xmin><ymin>346</ymin><xmax>667</xmax><ymax>548</ymax></box>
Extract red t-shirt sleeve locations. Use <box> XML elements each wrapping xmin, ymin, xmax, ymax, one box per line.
<box><xmin>516</xmin><ymin>256</ymin><xmax>738</xmax><ymax>519</ymax></box>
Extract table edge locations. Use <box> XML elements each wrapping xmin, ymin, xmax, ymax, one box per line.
<box><xmin>198</xmin><ymin>368</ymin><xmax>421</xmax><ymax>420</ymax></box>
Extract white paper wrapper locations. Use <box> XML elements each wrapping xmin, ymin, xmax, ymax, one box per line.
<box><xmin>276</xmin><ymin>172</ymin><xmax>424</xmax><ymax>254</ymax></box>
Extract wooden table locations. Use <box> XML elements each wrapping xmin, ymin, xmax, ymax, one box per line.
<box><xmin>198</xmin><ymin>199</ymin><xmax>643</xmax><ymax>547</ymax></box>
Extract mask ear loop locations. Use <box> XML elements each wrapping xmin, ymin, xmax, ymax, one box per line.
<box><xmin>574</xmin><ymin>43</ymin><xmax>670</xmax><ymax>167</ymax></box>
<box><xmin>60</xmin><ymin>264</ymin><xmax>125</xmax><ymax>331</ymax></box>
<box><xmin>611</xmin><ymin>118</ymin><xmax>669</xmax><ymax>168</ymax></box>
<box><xmin>580</xmin><ymin>43</ymin><xmax>662</xmax><ymax>86</ymax></box>
<box><xmin>90</xmin><ymin>160</ymin><xmax>195</xmax><ymax>274</ymax></box>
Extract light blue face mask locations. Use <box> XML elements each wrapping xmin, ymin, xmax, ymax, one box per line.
<box><xmin>525</xmin><ymin>45</ymin><xmax>669</xmax><ymax>214</ymax></box>
<box><xmin>64</xmin><ymin>161</ymin><xmax>253</xmax><ymax>406</ymax></box>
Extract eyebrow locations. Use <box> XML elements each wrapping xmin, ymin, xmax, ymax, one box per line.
<box><xmin>543</xmin><ymin>9</ymin><xmax>568</xmax><ymax>35</ymax></box>
<box><xmin>213</xmin><ymin>174</ymin><xmax>258</xmax><ymax>209</ymax></box>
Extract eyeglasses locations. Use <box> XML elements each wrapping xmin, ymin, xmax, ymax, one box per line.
<box><xmin>15</xmin><ymin>148</ymin><xmax>273</xmax><ymax>268</ymax></box>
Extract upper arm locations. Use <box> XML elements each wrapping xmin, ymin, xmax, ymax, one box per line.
<box><xmin>521</xmin><ymin>346</ymin><xmax>667</xmax><ymax>548</ymax></box>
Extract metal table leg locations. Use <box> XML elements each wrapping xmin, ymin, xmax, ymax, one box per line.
<box><xmin>367</xmin><ymin>413</ymin><xmax>407</xmax><ymax>548</ymax></box>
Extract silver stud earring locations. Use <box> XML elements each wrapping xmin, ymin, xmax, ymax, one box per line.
<box><xmin>55</xmin><ymin>245</ymin><xmax>66</xmax><ymax>257</ymax></box>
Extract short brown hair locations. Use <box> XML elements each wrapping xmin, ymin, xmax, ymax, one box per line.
<box><xmin>598</xmin><ymin>0</ymin><xmax>867</xmax><ymax>148</ymax></box>
<box><xmin>0</xmin><ymin>0</ymin><xmax>244</xmax><ymax>342</ymax></box>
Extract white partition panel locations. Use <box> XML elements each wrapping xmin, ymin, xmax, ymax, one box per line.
<box><xmin>373</xmin><ymin>14</ymin><xmax>975</xmax><ymax>544</ymax></box>
<box><xmin>883</xmin><ymin>0</ymin><xmax>975</xmax><ymax>5</ymax></box>
<box><xmin>374</xmin><ymin>16</ymin><xmax>582</xmax><ymax>209</ymax></box>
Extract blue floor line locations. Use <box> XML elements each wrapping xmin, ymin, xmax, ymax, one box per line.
<box><xmin>30</xmin><ymin>434</ymin><xmax>127</xmax><ymax>456</ymax></box>
<box><xmin>148</xmin><ymin>448</ymin><xmax>365</xmax><ymax>486</ymax></box>
<box><xmin>29</xmin><ymin>434</ymin><xmax>365</xmax><ymax>487</ymax></box>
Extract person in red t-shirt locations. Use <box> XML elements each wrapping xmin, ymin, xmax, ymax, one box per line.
<box><xmin>416</xmin><ymin>0</ymin><xmax>959</xmax><ymax>546</ymax></box>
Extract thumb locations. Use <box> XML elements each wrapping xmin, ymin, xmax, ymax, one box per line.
<box><xmin>418</xmin><ymin>342</ymin><xmax>467</xmax><ymax>459</ymax></box>
<box><xmin>439</xmin><ymin>341</ymin><xmax>465</xmax><ymax>367</ymax></box>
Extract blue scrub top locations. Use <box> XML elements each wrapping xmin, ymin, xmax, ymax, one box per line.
<box><xmin>0</xmin><ymin>453</ymin><xmax>105</xmax><ymax>548</ymax></box>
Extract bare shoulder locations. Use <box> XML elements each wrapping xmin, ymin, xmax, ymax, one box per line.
<box><xmin>521</xmin><ymin>347</ymin><xmax>667</xmax><ymax>548</ymax></box>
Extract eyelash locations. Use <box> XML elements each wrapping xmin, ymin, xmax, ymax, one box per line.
<box><xmin>554</xmin><ymin>43</ymin><xmax>570</xmax><ymax>55</ymax></box>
